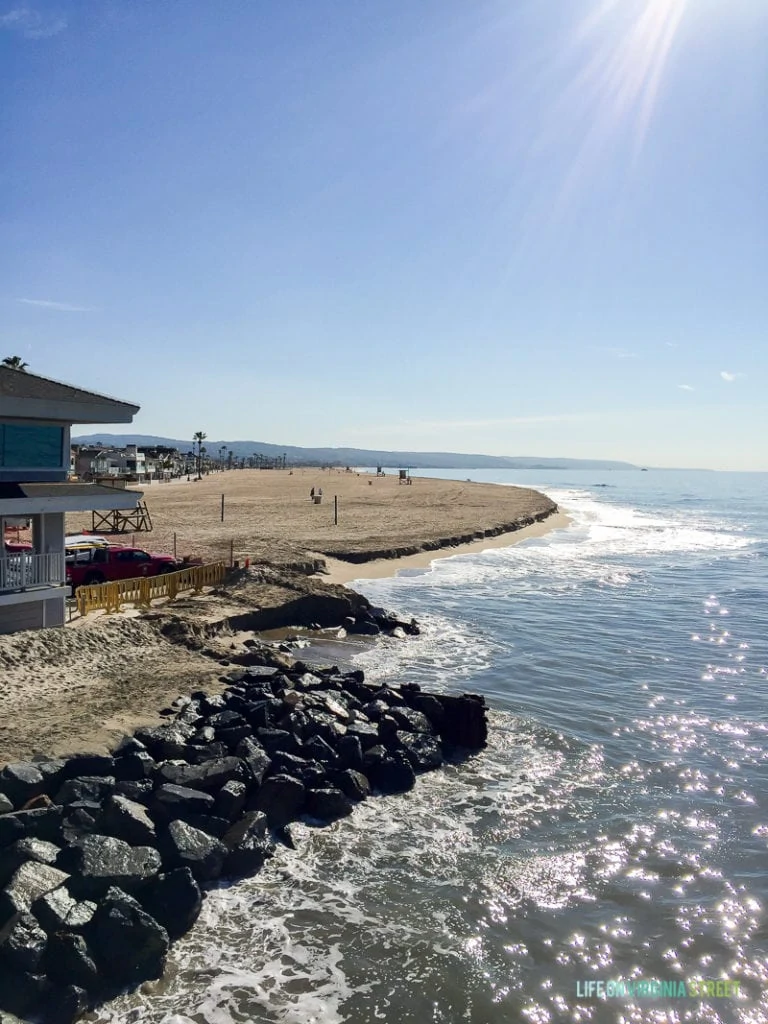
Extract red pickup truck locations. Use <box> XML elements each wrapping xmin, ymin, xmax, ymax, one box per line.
<box><xmin>66</xmin><ymin>545</ymin><xmax>179</xmax><ymax>587</ymax></box>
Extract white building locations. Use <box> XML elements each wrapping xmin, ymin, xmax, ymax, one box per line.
<box><xmin>0</xmin><ymin>367</ymin><xmax>143</xmax><ymax>634</ymax></box>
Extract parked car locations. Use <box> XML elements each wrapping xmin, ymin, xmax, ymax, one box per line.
<box><xmin>66</xmin><ymin>545</ymin><xmax>179</xmax><ymax>587</ymax></box>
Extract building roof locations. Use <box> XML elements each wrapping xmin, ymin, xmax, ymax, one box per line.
<box><xmin>0</xmin><ymin>367</ymin><xmax>140</xmax><ymax>425</ymax></box>
<box><xmin>0</xmin><ymin>482</ymin><xmax>144</xmax><ymax>515</ymax></box>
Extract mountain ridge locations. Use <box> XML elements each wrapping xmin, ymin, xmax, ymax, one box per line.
<box><xmin>71</xmin><ymin>433</ymin><xmax>638</xmax><ymax>471</ymax></box>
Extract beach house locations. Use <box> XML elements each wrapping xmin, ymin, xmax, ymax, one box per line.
<box><xmin>0</xmin><ymin>367</ymin><xmax>143</xmax><ymax>634</ymax></box>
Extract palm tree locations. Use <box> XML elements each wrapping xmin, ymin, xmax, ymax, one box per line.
<box><xmin>193</xmin><ymin>431</ymin><xmax>207</xmax><ymax>480</ymax></box>
<box><xmin>2</xmin><ymin>355</ymin><xmax>28</xmax><ymax>371</ymax></box>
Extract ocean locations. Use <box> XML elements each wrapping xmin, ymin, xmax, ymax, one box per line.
<box><xmin>94</xmin><ymin>469</ymin><xmax>768</xmax><ymax>1024</ymax></box>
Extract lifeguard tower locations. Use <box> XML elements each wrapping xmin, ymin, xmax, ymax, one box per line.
<box><xmin>398</xmin><ymin>468</ymin><xmax>412</xmax><ymax>485</ymax></box>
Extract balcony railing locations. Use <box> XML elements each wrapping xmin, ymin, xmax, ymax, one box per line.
<box><xmin>0</xmin><ymin>552</ymin><xmax>66</xmax><ymax>592</ymax></box>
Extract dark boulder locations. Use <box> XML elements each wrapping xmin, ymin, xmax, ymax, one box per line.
<box><xmin>329</xmin><ymin>769</ymin><xmax>370</xmax><ymax>803</ymax></box>
<box><xmin>160</xmin><ymin>821</ymin><xmax>227</xmax><ymax>883</ymax></box>
<box><xmin>222</xmin><ymin>811</ymin><xmax>275</xmax><ymax>879</ymax></box>
<box><xmin>189</xmin><ymin>741</ymin><xmax>229</xmax><ymax>764</ymax></box>
<box><xmin>254</xmin><ymin>774</ymin><xmax>305</xmax><ymax>827</ymax></box>
<box><xmin>390</xmin><ymin>707</ymin><xmax>432</xmax><ymax>733</ymax></box>
<box><xmin>140</xmin><ymin>868</ymin><xmax>202</xmax><ymax>940</ymax></box>
<box><xmin>346</xmin><ymin>721</ymin><xmax>380</xmax><ymax>750</ymax></box>
<box><xmin>256</xmin><ymin>728</ymin><xmax>298</xmax><ymax>755</ymax></box>
<box><xmin>214</xmin><ymin>780</ymin><xmax>247</xmax><ymax>822</ymax></box>
<box><xmin>396</xmin><ymin>732</ymin><xmax>443</xmax><ymax>772</ymax></box>
<box><xmin>112</xmin><ymin>735</ymin><xmax>147</xmax><ymax>756</ymax></box>
<box><xmin>114</xmin><ymin>779</ymin><xmax>154</xmax><ymax>803</ymax></box>
<box><xmin>304</xmin><ymin>736</ymin><xmax>338</xmax><ymax>767</ymax></box>
<box><xmin>361</xmin><ymin>700</ymin><xmax>389</xmax><ymax>722</ymax></box>
<box><xmin>44</xmin><ymin>932</ymin><xmax>99</xmax><ymax>991</ymax></box>
<box><xmin>0</xmin><ymin>796</ymin><xmax>12</xmax><ymax>817</ymax></box>
<box><xmin>113</xmin><ymin>751</ymin><xmax>155</xmax><ymax>782</ymax></box>
<box><xmin>54</xmin><ymin>776</ymin><xmax>115</xmax><ymax>806</ymax></box>
<box><xmin>0</xmin><ymin>966</ymin><xmax>50</xmax><ymax>1019</ymax></box>
<box><xmin>133</xmin><ymin>726</ymin><xmax>190</xmax><ymax>761</ymax></box>
<box><xmin>181</xmin><ymin>813</ymin><xmax>230</xmax><ymax>838</ymax></box>
<box><xmin>217</xmin><ymin>724</ymin><xmax>253</xmax><ymax>749</ymax></box>
<box><xmin>0</xmin><ymin>838</ymin><xmax>59</xmax><ymax>889</ymax></box>
<box><xmin>58</xmin><ymin>835</ymin><xmax>160</xmax><ymax>897</ymax></box>
<box><xmin>367</xmin><ymin>752</ymin><xmax>416</xmax><ymax>795</ymax></box>
<box><xmin>152</xmin><ymin>784</ymin><xmax>216</xmax><ymax>823</ymax></box>
<box><xmin>0</xmin><ymin>862</ymin><xmax>70</xmax><ymax>927</ymax></box>
<box><xmin>99</xmin><ymin>795</ymin><xmax>157</xmax><ymax>846</ymax></box>
<box><xmin>305</xmin><ymin>788</ymin><xmax>353</xmax><ymax>822</ymax></box>
<box><xmin>436</xmin><ymin>694</ymin><xmax>488</xmax><ymax>749</ymax></box>
<box><xmin>47</xmin><ymin>984</ymin><xmax>89</xmax><ymax>1024</ymax></box>
<box><xmin>155</xmin><ymin>757</ymin><xmax>245</xmax><ymax>793</ymax></box>
<box><xmin>0</xmin><ymin>912</ymin><xmax>48</xmax><ymax>972</ymax></box>
<box><xmin>59</xmin><ymin>755</ymin><xmax>114</xmax><ymax>781</ymax></box>
<box><xmin>411</xmin><ymin>694</ymin><xmax>445</xmax><ymax>730</ymax></box>
<box><xmin>88</xmin><ymin>886</ymin><xmax>169</xmax><ymax>986</ymax></box>
<box><xmin>0</xmin><ymin>764</ymin><xmax>45</xmax><ymax>810</ymax></box>
<box><xmin>32</xmin><ymin>887</ymin><xmax>96</xmax><ymax>935</ymax></box>
<box><xmin>336</xmin><ymin>735</ymin><xmax>364</xmax><ymax>772</ymax></box>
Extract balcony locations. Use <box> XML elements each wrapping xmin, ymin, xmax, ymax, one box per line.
<box><xmin>0</xmin><ymin>551</ymin><xmax>66</xmax><ymax>593</ymax></box>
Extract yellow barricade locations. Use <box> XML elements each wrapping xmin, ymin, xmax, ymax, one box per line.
<box><xmin>75</xmin><ymin>562</ymin><xmax>226</xmax><ymax>617</ymax></box>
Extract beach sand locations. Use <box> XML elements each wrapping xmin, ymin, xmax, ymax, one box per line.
<box><xmin>65</xmin><ymin>468</ymin><xmax>561</xmax><ymax>568</ymax></box>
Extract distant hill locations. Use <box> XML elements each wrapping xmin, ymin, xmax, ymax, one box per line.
<box><xmin>71</xmin><ymin>434</ymin><xmax>638</xmax><ymax>471</ymax></box>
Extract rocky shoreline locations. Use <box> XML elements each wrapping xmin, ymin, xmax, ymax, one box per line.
<box><xmin>0</xmin><ymin>641</ymin><xmax>488</xmax><ymax>1024</ymax></box>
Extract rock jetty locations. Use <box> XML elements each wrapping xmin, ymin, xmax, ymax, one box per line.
<box><xmin>0</xmin><ymin>658</ymin><xmax>487</xmax><ymax>1023</ymax></box>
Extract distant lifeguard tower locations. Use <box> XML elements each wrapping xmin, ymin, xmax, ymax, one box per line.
<box><xmin>398</xmin><ymin>468</ymin><xmax>412</xmax><ymax>485</ymax></box>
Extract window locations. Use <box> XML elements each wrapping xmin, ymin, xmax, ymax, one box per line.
<box><xmin>0</xmin><ymin>424</ymin><xmax>63</xmax><ymax>468</ymax></box>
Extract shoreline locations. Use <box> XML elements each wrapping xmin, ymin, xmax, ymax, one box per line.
<box><xmin>319</xmin><ymin>510</ymin><xmax>571</xmax><ymax>585</ymax></box>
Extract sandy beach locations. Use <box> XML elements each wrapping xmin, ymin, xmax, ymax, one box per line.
<box><xmin>66</xmin><ymin>468</ymin><xmax>561</xmax><ymax>568</ymax></box>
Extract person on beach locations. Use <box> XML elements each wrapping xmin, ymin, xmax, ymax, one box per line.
<box><xmin>310</xmin><ymin>487</ymin><xmax>315</xmax><ymax>499</ymax></box>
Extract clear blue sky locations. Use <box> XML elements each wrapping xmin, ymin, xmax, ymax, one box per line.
<box><xmin>2</xmin><ymin>0</ymin><xmax>765</xmax><ymax>469</ymax></box>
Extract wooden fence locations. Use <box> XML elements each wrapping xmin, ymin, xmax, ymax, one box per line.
<box><xmin>75</xmin><ymin>561</ymin><xmax>227</xmax><ymax>616</ymax></box>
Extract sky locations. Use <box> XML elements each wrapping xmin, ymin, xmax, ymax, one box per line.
<box><xmin>1</xmin><ymin>0</ymin><xmax>766</xmax><ymax>470</ymax></box>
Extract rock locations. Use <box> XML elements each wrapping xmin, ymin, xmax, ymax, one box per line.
<box><xmin>256</xmin><ymin>728</ymin><xmax>298</xmax><ymax>755</ymax></box>
<box><xmin>114</xmin><ymin>780</ymin><xmax>154</xmax><ymax>803</ymax></box>
<box><xmin>361</xmin><ymin>700</ymin><xmax>389</xmax><ymax>722</ymax></box>
<box><xmin>396</xmin><ymin>732</ymin><xmax>443</xmax><ymax>772</ymax></box>
<box><xmin>236</xmin><ymin>737</ymin><xmax>272</xmax><ymax>782</ymax></box>
<box><xmin>88</xmin><ymin>886</ymin><xmax>169</xmax><ymax>985</ymax></box>
<box><xmin>367</xmin><ymin>752</ymin><xmax>416</xmax><ymax>795</ymax></box>
<box><xmin>0</xmin><ymin>913</ymin><xmax>47</xmax><ymax>972</ymax></box>
<box><xmin>329</xmin><ymin>769</ymin><xmax>370</xmax><ymax>803</ymax></box>
<box><xmin>346</xmin><ymin>721</ymin><xmax>380</xmax><ymax>750</ymax></box>
<box><xmin>32</xmin><ymin>887</ymin><xmax>97</xmax><ymax>934</ymax></box>
<box><xmin>0</xmin><ymin>807</ymin><xmax>63</xmax><ymax>847</ymax></box>
<box><xmin>152</xmin><ymin>784</ymin><xmax>216</xmax><ymax>823</ymax></box>
<box><xmin>222</xmin><ymin>811</ymin><xmax>275</xmax><ymax>878</ymax></box>
<box><xmin>189</xmin><ymin>741</ymin><xmax>229</xmax><ymax>763</ymax></box>
<box><xmin>0</xmin><ymin>966</ymin><xmax>49</xmax><ymax>1018</ymax></box>
<box><xmin>304</xmin><ymin>736</ymin><xmax>338</xmax><ymax>766</ymax></box>
<box><xmin>112</xmin><ymin>735</ymin><xmax>147</xmax><ymax>756</ymax></box>
<box><xmin>1</xmin><ymin>862</ymin><xmax>70</xmax><ymax>924</ymax></box>
<box><xmin>305</xmin><ymin>788</ymin><xmax>353</xmax><ymax>822</ymax></box>
<box><xmin>0</xmin><ymin>764</ymin><xmax>44</xmax><ymax>810</ymax></box>
<box><xmin>411</xmin><ymin>694</ymin><xmax>445</xmax><ymax>730</ymax></box>
<box><xmin>133</xmin><ymin>726</ymin><xmax>190</xmax><ymax>761</ymax></box>
<box><xmin>214</xmin><ymin>780</ymin><xmax>247</xmax><ymax>821</ymax></box>
<box><xmin>337</xmin><ymin>735</ymin><xmax>364</xmax><ymax>772</ymax></box>
<box><xmin>436</xmin><ymin>694</ymin><xmax>488</xmax><ymax>749</ymax></box>
<box><xmin>49</xmin><ymin>983</ymin><xmax>89</xmax><ymax>1024</ymax></box>
<box><xmin>44</xmin><ymin>932</ymin><xmax>99</xmax><ymax>990</ymax></box>
<box><xmin>207</xmin><ymin>709</ymin><xmax>244</xmax><ymax>730</ymax></box>
<box><xmin>54</xmin><ymin>776</ymin><xmax>116</xmax><ymax>806</ymax></box>
<box><xmin>155</xmin><ymin>757</ymin><xmax>245</xmax><ymax>793</ymax></box>
<box><xmin>254</xmin><ymin>775</ymin><xmax>305</xmax><ymax>827</ymax></box>
<box><xmin>18</xmin><ymin>794</ymin><xmax>54</xmax><ymax>811</ymax></box>
<box><xmin>161</xmin><ymin>821</ymin><xmax>227</xmax><ymax>883</ymax></box>
<box><xmin>217</xmin><ymin>724</ymin><xmax>253</xmax><ymax>749</ymax></box>
<box><xmin>390</xmin><ymin>707</ymin><xmax>432</xmax><ymax>733</ymax></box>
<box><xmin>58</xmin><ymin>835</ymin><xmax>160</xmax><ymax>897</ymax></box>
<box><xmin>0</xmin><ymin>838</ymin><xmax>60</xmax><ymax>889</ymax></box>
<box><xmin>113</xmin><ymin>751</ymin><xmax>156</xmax><ymax>782</ymax></box>
<box><xmin>99</xmin><ymin>795</ymin><xmax>157</xmax><ymax>846</ymax></box>
<box><xmin>0</xmin><ymin>796</ymin><xmax>12</xmax><ymax>817</ymax></box>
<box><xmin>181</xmin><ymin>813</ymin><xmax>230</xmax><ymax>839</ymax></box>
<box><xmin>140</xmin><ymin>868</ymin><xmax>202</xmax><ymax>940</ymax></box>
<box><xmin>59</xmin><ymin>754</ymin><xmax>115</xmax><ymax>780</ymax></box>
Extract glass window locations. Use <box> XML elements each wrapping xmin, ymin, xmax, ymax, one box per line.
<box><xmin>0</xmin><ymin>424</ymin><xmax>63</xmax><ymax>468</ymax></box>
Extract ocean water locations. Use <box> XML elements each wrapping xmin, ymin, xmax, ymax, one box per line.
<box><xmin>93</xmin><ymin>469</ymin><xmax>768</xmax><ymax>1024</ymax></box>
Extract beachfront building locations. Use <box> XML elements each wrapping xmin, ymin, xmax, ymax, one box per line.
<box><xmin>0</xmin><ymin>367</ymin><xmax>143</xmax><ymax>634</ymax></box>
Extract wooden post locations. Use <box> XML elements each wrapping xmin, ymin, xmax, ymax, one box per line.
<box><xmin>334</xmin><ymin>495</ymin><xmax>338</xmax><ymax>525</ymax></box>
<box><xmin>173</xmin><ymin>532</ymin><xmax>177</xmax><ymax>559</ymax></box>
<box><xmin>230</xmin><ymin>539</ymin><xmax>234</xmax><ymax>567</ymax></box>
<box><xmin>221</xmin><ymin>494</ymin><xmax>225</xmax><ymax>522</ymax></box>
